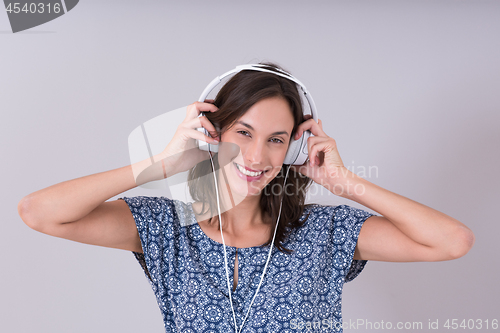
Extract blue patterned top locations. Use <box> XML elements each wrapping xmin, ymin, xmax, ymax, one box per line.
<box><xmin>120</xmin><ymin>196</ymin><xmax>373</xmax><ymax>333</ymax></box>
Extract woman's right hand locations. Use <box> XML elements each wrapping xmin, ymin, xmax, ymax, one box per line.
<box><xmin>158</xmin><ymin>101</ymin><xmax>220</xmax><ymax>176</ymax></box>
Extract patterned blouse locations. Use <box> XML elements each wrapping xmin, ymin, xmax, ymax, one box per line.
<box><xmin>120</xmin><ymin>196</ymin><xmax>373</xmax><ymax>333</ymax></box>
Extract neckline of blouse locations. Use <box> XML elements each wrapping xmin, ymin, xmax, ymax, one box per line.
<box><xmin>187</xmin><ymin>202</ymin><xmax>272</xmax><ymax>252</ymax></box>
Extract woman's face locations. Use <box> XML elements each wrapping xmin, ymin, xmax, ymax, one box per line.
<box><xmin>218</xmin><ymin>96</ymin><xmax>295</xmax><ymax>199</ymax></box>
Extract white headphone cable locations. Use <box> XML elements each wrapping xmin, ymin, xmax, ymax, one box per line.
<box><xmin>207</xmin><ymin>151</ymin><xmax>290</xmax><ymax>333</ymax></box>
<box><xmin>207</xmin><ymin>152</ymin><xmax>238</xmax><ymax>331</ymax></box>
<box><xmin>238</xmin><ymin>166</ymin><xmax>289</xmax><ymax>332</ymax></box>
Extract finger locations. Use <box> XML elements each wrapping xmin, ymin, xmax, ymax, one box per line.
<box><xmin>309</xmin><ymin>140</ymin><xmax>321</xmax><ymax>167</ymax></box>
<box><xmin>294</xmin><ymin>119</ymin><xmax>305</xmax><ymax>140</ymax></box>
<box><xmin>186</xmin><ymin>101</ymin><xmax>219</xmax><ymax>119</ymax></box>
<box><xmin>294</xmin><ymin>115</ymin><xmax>313</xmax><ymax>139</ymax></box>
<box><xmin>188</xmin><ymin>128</ymin><xmax>220</xmax><ymax>145</ymax></box>
<box><xmin>310</xmin><ymin>138</ymin><xmax>338</xmax><ymax>167</ymax></box>
<box><xmin>199</xmin><ymin>115</ymin><xmax>220</xmax><ymax>139</ymax></box>
<box><xmin>307</xmin><ymin>136</ymin><xmax>318</xmax><ymax>166</ymax></box>
<box><xmin>188</xmin><ymin>115</ymin><xmax>219</xmax><ymax>140</ymax></box>
<box><xmin>294</xmin><ymin>118</ymin><xmax>325</xmax><ymax>140</ymax></box>
<box><xmin>309</xmin><ymin>144</ymin><xmax>319</xmax><ymax>166</ymax></box>
<box><xmin>307</xmin><ymin>136</ymin><xmax>329</xmax><ymax>166</ymax></box>
<box><xmin>204</xmin><ymin>99</ymin><xmax>215</xmax><ymax>103</ymax></box>
<box><xmin>197</xmin><ymin>101</ymin><xmax>219</xmax><ymax>113</ymax></box>
<box><xmin>294</xmin><ymin>120</ymin><xmax>312</xmax><ymax>140</ymax></box>
<box><xmin>308</xmin><ymin>118</ymin><xmax>326</xmax><ymax>137</ymax></box>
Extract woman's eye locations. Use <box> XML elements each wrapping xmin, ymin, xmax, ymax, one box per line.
<box><xmin>237</xmin><ymin>130</ymin><xmax>249</xmax><ymax>136</ymax></box>
<box><xmin>237</xmin><ymin>131</ymin><xmax>283</xmax><ymax>144</ymax></box>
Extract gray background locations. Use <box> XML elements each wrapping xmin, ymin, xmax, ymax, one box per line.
<box><xmin>1</xmin><ymin>1</ymin><xmax>499</xmax><ymax>332</ymax></box>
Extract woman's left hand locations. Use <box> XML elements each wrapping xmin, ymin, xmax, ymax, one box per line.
<box><xmin>290</xmin><ymin>115</ymin><xmax>346</xmax><ymax>188</ymax></box>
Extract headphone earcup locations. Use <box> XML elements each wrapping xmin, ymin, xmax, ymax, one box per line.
<box><xmin>196</xmin><ymin>113</ymin><xmax>219</xmax><ymax>153</ymax></box>
<box><xmin>284</xmin><ymin>130</ymin><xmax>311</xmax><ymax>165</ymax></box>
<box><xmin>196</xmin><ymin>127</ymin><xmax>219</xmax><ymax>153</ymax></box>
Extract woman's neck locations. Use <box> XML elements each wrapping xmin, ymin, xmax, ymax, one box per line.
<box><xmin>193</xmin><ymin>200</ymin><xmax>272</xmax><ymax>248</ymax></box>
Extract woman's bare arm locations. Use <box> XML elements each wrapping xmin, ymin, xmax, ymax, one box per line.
<box><xmin>18</xmin><ymin>102</ymin><xmax>219</xmax><ymax>252</ymax></box>
<box><xmin>17</xmin><ymin>155</ymin><xmax>166</xmax><ymax>252</ymax></box>
<box><xmin>292</xmin><ymin>116</ymin><xmax>475</xmax><ymax>262</ymax></box>
<box><xmin>335</xmin><ymin>170</ymin><xmax>475</xmax><ymax>262</ymax></box>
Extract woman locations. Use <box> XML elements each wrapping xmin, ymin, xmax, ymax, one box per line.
<box><xmin>18</xmin><ymin>63</ymin><xmax>475</xmax><ymax>333</ymax></box>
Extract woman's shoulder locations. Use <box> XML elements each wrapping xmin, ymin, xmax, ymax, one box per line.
<box><xmin>301</xmin><ymin>203</ymin><xmax>374</xmax><ymax>227</ymax></box>
<box><xmin>119</xmin><ymin>195</ymin><xmax>178</xmax><ymax>212</ymax></box>
<box><xmin>118</xmin><ymin>196</ymin><xmax>196</xmax><ymax>226</ymax></box>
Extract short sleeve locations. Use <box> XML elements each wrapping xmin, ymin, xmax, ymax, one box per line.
<box><xmin>332</xmin><ymin>205</ymin><xmax>374</xmax><ymax>282</ymax></box>
<box><xmin>118</xmin><ymin>196</ymin><xmax>173</xmax><ymax>291</ymax></box>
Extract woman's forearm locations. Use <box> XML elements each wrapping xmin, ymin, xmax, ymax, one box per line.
<box><xmin>18</xmin><ymin>153</ymin><xmax>168</xmax><ymax>227</ymax></box>
<box><xmin>329</xmin><ymin>169</ymin><xmax>475</xmax><ymax>257</ymax></box>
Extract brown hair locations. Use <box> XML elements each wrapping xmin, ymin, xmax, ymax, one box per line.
<box><xmin>188</xmin><ymin>62</ymin><xmax>315</xmax><ymax>253</ymax></box>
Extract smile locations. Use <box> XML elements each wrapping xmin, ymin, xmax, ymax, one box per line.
<box><xmin>233</xmin><ymin>162</ymin><xmax>266</xmax><ymax>179</ymax></box>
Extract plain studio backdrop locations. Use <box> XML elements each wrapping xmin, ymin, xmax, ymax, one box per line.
<box><xmin>1</xmin><ymin>1</ymin><xmax>499</xmax><ymax>332</ymax></box>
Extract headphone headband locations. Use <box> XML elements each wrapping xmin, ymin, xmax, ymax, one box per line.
<box><xmin>198</xmin><ymin>64</ymin><xmax>318</xmax><ymax>122</ymax></box>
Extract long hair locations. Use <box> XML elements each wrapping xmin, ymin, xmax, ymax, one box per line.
<box><xmin>188</xmin><ymin>62</ymin><xmax>315</xmax><ymax>253</ymax></box>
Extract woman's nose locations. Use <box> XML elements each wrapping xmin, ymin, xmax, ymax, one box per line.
<box><xmin>243</xmin><ymin>140</ymin><xmax>265</xmax><ymax>165</ymax></box>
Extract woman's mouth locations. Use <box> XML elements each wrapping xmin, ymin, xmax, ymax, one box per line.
<box><xmin>233</xmin><ymin>162</ymin><xmax>266</xmax><ymax>181</ymax></box>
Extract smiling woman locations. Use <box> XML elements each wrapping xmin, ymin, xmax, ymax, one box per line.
<box><xmin>18</xmin><ymin>62</ymin><xmax>474</xmax><ymax>333</ymax></box>
<box><xmin>186</xmin><ymin>65</ymin><xmax>316</xmax><ymax>254</ymax></box>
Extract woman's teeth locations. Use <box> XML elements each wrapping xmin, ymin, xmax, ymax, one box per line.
<box><xmin>235</xmin><ymin>163</ymin><xmax>263</xmax><ymax>177</ymax></box>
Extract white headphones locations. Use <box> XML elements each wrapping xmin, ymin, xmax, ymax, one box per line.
<box><xmin>196</xmin><ymin>64</ymin><xmax>319</xmax><ymax>165</ymax></box>
<box><xmin>195</xmin><ymin>64</ymin><xmax>316</xmax><ymax>333</ymax></box>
